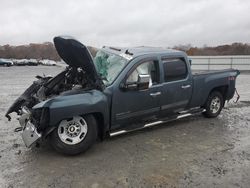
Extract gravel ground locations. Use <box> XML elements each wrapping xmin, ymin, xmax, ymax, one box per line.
<box><xmin>0</xmin><ymin>66</ymin><xmax>250</xmax><ymax>188</ymax></box>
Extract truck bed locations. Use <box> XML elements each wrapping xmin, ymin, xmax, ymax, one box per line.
<box><xmin>192</xmin><ymin>69</ymin><xmax>238</xmax><ymax>76</ymax></box>
<box><xmin>188</xmin><ymin>68</ymin><xmax>239</xmax><ymax>109</ymax></box>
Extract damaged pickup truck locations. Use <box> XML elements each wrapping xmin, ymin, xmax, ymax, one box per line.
<box><xmin>6</xmin><ymin>36</ymin><xmax>240</xmax><ymax>155</ymax></box>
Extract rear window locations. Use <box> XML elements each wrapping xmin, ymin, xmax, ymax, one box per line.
<box><xmin>163</xmin><ymin>58</ymin><xmax>187</xmax><ymax>82</ymax></box>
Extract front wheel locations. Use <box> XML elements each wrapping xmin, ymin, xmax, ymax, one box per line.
<box><xmin>50</xmin><ymin>115</ymin><xmax>98</xmax><ymax>155</ymax></box>
<box><xmin>203</xmin><ymin>91</ymin><xmax>224</xmax><ymax>118</ymax></box>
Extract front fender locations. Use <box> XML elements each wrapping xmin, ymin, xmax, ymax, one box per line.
<box><xmin>33</xmin><ymin>89</ymin><xmax>109</xmax><ymax>128</ymax></box>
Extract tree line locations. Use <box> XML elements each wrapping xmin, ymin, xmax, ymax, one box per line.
<box><xmin>0</xmin><ymin>42</ymin><xmax>61</xmax><ymax>61</ymax></box>
<box><xmin>0</xmin><ymin>42</ymin><xmax>250</xmax><ymax>60</ymax></box>
<box><xmin>175</xmin><ymin>43</ymin><xmax>250</xmax><ymax>56</ymax></box>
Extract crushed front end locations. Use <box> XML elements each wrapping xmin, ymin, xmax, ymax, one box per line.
<box><xmin>5</xmin><ymin>36</ymin><xmax>104</xmax><ymax>148</ymax></box>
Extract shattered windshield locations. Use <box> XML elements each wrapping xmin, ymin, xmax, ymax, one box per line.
<box><xmin>93</xmin><ymin>50</ymin><xmax>129</xmax><ymax>86</ymax></box>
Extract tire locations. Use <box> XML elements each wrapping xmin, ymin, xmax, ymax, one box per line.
<box><xmin>203</xmin><ymin>91</ymin><xmax>224</xmax><ymax>118</ymax></box>
<box><xmin>50</xmin><ymin>114</ymin><xmax>98</xmax><ymax>155</ymax></box>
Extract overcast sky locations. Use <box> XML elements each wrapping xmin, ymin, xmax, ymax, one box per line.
<box><xmin>1</xmin><ymin>0</ymin><xmax>250</xmax><ymax>47</ymax></box>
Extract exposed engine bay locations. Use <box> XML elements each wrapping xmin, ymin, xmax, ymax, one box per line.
<box><xmin>5</xmin><ymin>66</ymin><xmax>102</xmax><ymax>121</ymax></box>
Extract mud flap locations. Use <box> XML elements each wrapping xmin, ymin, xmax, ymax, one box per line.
<box><xmin>234</xmin><ymin>88</ymin><xmax>240</xmax><ymax>103</ymax></box>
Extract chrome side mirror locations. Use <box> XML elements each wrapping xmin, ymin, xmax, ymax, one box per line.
<box><xmin>120</xmin><ymin>74</ymin><xmax>150</xmax><ymax>91</ymax></box>
<box><xmin>137</xmin><ymin>74</ymin><xmax>150</xmax><ymax>90</ymax></box>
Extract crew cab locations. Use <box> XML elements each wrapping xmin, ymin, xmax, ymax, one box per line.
<box><xmin>6</xmin><ymin>36</ymin><xmax>240</xmax><ymax>155</ymax></box>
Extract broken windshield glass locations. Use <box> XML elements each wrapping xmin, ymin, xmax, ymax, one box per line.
<box><xmin>93</xmin><ymin>50</ymin><xmax>129</xmax><ymax>86</ymax></box>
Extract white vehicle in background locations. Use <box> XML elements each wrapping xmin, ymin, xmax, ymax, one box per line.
<box><xmin>39</xmin><ymin>59</ymin><xmax>57</xmax><ymax>66</ymax></box>
<box><xmin>13</xmin><ymin>59</ymin><xmax>38</xmax><ymax>66</ymax></box>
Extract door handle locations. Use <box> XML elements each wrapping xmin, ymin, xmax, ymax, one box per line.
<box><xmin>150</xmin><ymin>91</ymin><xmax>161</xmax><ymax>97</ymax></box>
<box><xmin>181</xmin><ymin>85</ymin><xmax>191</xmax><ymax>89</ymax></box>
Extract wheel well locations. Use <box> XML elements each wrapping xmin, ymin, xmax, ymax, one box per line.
<box><xmin>210</xmin><ymin>85</ymin><xmax>228</xmax><ymax>99</ymax></box>
<box><xmin>91</xmin><ymin>112</ymin><xmax>106</xmax><ymax>140</ymax></box>
<box><xmin>202</xmin><ymin>85</ymin><xmax>228</xmax><ymax>108</ymax></box>
<box><xmin>209</xmin><ymin>85</ymin><xmax>228</xmax><ymax>106</ymax></box>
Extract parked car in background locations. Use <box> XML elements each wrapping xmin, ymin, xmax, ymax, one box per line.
<box><xmin>38</xmin><ymin>59</ymin><xmax>57</xmax><ymax>66</ymax></box>
<box><xmin>0</xmin><ymin>59</ymin><xmax>13</xmax><ymax>67</ymax></box>
<box><xmin>13</xmin><ymin>59</ymin><xmax>38</xmax><ymax>66</ymax></box>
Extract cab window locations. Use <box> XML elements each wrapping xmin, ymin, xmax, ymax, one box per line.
<box><xmin>163</xmin><ymin>58</ymin><xmax>187</xmax><ymax>82</ymax></box>
<box><xmin>126</xmin><ymin>60</ymin><xmax>159</xmax><ymax>87</ymax></box>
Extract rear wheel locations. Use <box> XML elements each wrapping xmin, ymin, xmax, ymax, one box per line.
<box><xmin>50</xmin><ymin>114</ymin><xmax>98</xmax><ymax>155</ymax></box>
<box><xmin>203</xmin><ymin>91</ymin><xmax>224</xmax><ymax>118</ymax></box>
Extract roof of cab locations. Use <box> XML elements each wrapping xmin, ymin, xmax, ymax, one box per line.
<box><xmin>102</xmin><ymin>46</ymin><xmax>186</xmax><ymax>59</ymax></box>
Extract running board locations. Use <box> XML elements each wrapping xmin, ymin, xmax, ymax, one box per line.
<box><xmin>110</xmin><ymin>108</ymin><xmax>205</xmax><ymax>137</ymax></box>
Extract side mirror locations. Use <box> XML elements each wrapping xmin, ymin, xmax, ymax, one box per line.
<box><xmin>120</xmin><ymin>74</ymin><xmax>150</xmax><ymax>91</ymax></box>
<box><xmin>137</xmin><ymin>74</ymin><xmax>150</xmax><ymax>90</ymax></box>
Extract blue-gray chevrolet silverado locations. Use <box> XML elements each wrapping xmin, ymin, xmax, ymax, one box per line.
<box><xmin>5</xmin><ymin>36</ymin><xmax>240</xmax><ymax>155</ymax></box>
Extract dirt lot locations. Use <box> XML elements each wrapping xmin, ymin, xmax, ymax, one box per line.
<box><xmin>0</xmin><ymin>66</ymin><xmax>250</xmax><ymax>188</ymax></box>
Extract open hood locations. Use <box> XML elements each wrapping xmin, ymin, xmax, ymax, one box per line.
<box><xmin>53</xmin><ymin>36</ymin><xmax>100</xmax><ymax>82</ymax></box>
<box><xmin>5</xmin><ymin>36</ymin><xmax>104</xmax><ymax>120</ymax></box>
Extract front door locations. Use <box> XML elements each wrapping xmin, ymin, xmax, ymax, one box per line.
<box><xmin>111</xmin><ymin>59</ymin><xmax>161</xmax><ymax>130</ymax></box>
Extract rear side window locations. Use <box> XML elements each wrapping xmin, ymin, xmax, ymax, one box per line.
<box><xmin>163</xmin><ymin>58</ymin><xmax>187</xmax><ymax>82</ymax></box>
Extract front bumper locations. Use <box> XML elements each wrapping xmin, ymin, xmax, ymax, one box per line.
<box><xmin>18</xmin><ymin>110</ymin><xmax>41</xmax><ymax>148</ymax></box>
<box><xmin>21</xmin><ymin>121</ymin><xmax>41</xmax><ymax>147</ymax></box>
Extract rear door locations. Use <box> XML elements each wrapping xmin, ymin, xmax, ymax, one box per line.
<box><xmin>159</xmin><ymin>57</ymin><xmax>193</xmax><ymax>117</ymax></box>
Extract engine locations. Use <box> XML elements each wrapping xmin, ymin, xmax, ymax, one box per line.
<box><xmin>5</xmin><ymin>66</ymin><xmax>103</xmax><ymax>121</ymax></box>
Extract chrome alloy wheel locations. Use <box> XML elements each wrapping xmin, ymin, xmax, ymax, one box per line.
<box><xmin>58</xmin><ymin>116</ymin><xmax>88</xmax><ymax>145</ymax></box>
<box><xmin>210</xmin><ymin>96</ymin><xmax>221</xmax><ymax>114</ymax></box>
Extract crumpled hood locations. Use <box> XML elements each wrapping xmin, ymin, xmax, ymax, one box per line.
<box><xmin>5</xmin><ymin>36</ymin><xmax>104</xmax><ymax>120</ymax></box>
<box><xmin>53</xmin><ymin>36</ymin><xmax>100</xmax><ymax>82</ymax></box>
